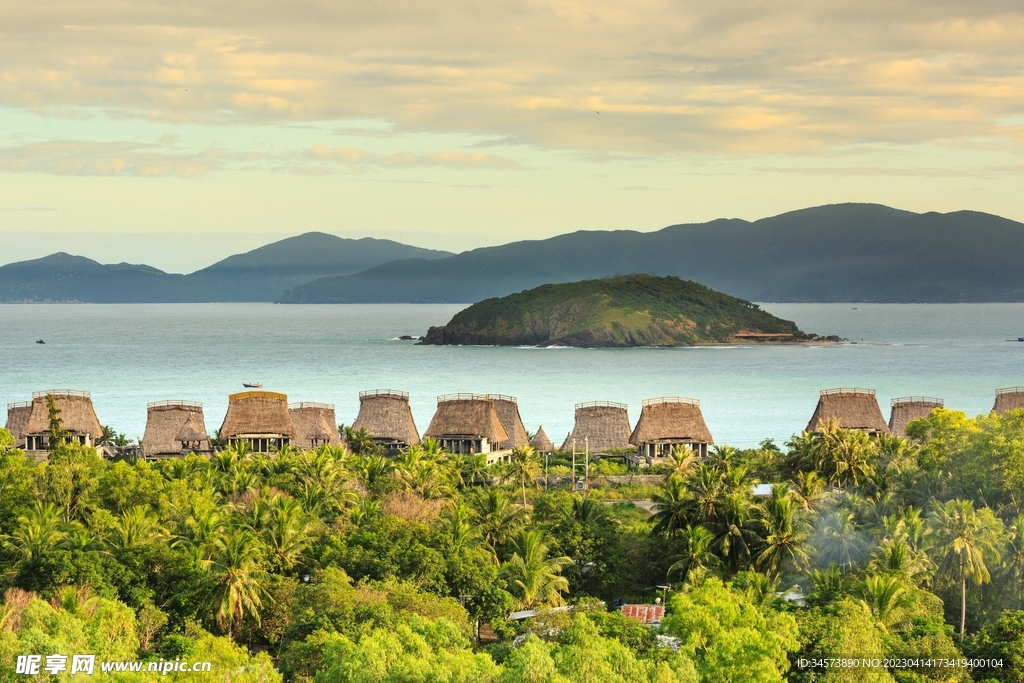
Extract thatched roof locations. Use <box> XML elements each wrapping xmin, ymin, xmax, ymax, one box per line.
<box><xmin>352</xmin><ymin>390</ymin><xmax>420</xmax><ymax>445</ymax></box>
<box><xmin>888</xmin><ymin>397</ymin><xmax>943</xmax><ymax>436</ymax></box>
<box><xmin>561</xmin><ymin>401</ymin><xmax>632</xmax><ymax>452</ymax></box>
<box><xmin>488</xmin><ymin>394</ymin><xmax>529</xmax><ymax>449</ymax></box>
<box><xmin>21</xmin><ymin>390</ymin><xmax>103</xmax><ymax>438</ymax></box>
<box><xmin>630</xmin><ymin>397</ymin><xmax>713</xmax><ymax>446</ymax></box>
<box><xmin>219</xmin><ymin>391</ymin><xmax>296</xmax><ymax>439</ymax></box>
<box><xmin>423</xmin><ymin>394</ymin><xmax>509</xmax><ymax>443</ymax></box>
<box><xmin>142</xmin><ymin>401</ymin><xmax>210</xmax><ymax>457</ymax></box>
<box><xmin>5</xmin><ymin>402</ymin><xmax>31</xmax><ymax>446</ymax></box>
<box><xmin>530</xmin><ymin>425</ymin><xmax>554</xmax><ymax>451</ymax></box>
<box><xmin>289</xmin><ymin>402</ymin><xmax>342</xmax><ymax>448</ymax></box>
<box><xmin>806</xmin><ymin>388</ymin><xmax>889</xmax><ymax>434</ymax></box>
<box><xmin>994</xmin><ymin>387</ymin><xmax>1024</xmax><ymax>416</ymax></box>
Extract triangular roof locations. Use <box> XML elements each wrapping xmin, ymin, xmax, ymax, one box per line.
<box><xmin>22</xmin><ymin>390</ymin><xmax>103</xmax><ymax>438</ymax></box>
<box><xmin>220</xmin><ymin>391</ymin><xmax>297</xmax><ymax>439</ymax></box>
<box><xmin>352</xmin><ymin>390</ymin><xmax>420</xmax><ymax>445</ymax></box>
<box><xmin>530</xmin><ymin>425</ymin><xmax>554</xmax><ymax>451</ymax></box>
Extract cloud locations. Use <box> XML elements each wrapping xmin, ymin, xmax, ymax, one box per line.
<box><xmin>0</xmin><ymin>139</ymin><xmax>527</xmax><ymax>177</ymax></box>
<box><xmin>0</xmin><ymin>0</ymin><xmax>1021</xmax><ymax>156</ymax></box>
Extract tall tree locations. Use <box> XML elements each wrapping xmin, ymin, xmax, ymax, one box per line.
<box><xmin>927</xmin><ymin>499</ymin><xmax>1004</xmax><ymax>636</ymax></box>
<box><xmin>209</xmin><ymin>530</ymin><xmax>270</xmax><ymax>638</ymax></box>
<box><xmin>502</xmin><ymin>529</ymin><xmax>571</xmax><ymax>609</ymax></box>
<box><xmin>508</xmin><ymin>446</ymin><xmax>541</xmax><ymax>507</ymax></box>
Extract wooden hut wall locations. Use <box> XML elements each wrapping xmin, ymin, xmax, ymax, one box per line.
<box><xmin>423</xmin><ymin>398</ymin><xmax>509</xmax><ymax>444</ymax></box>
<box><xmin>563</xmin><ymin>404</ymin><xmax>632</xmax><ymax>452</ymax></box>
<box><xmin>888</xmin><ymin>399</ymin><xmax>942</xmax><ymax>436</ymax></box>
<box><xmin>806</xmin><ymin>389</ymin><xmax>889</xmax><ymax>434</ymax></box>
<box><xmin>629</xmin><ymin>399</ymin><xmax>714</xmax><ymax>447</ymax></box>
<box><xmin>219</xmin><ymin>392</ymin><xmax>297</xmax><ymax>441</ymax></box>
<box><xmin>489</xmin><ymin>396</ymin><xmax>529</xmax><ymax>449</ymax></box>
<box><xmin>142</xmin><ymin>403</ymin><xmax>210</xmax><ymax>458</ymax></box>
<box><xmin>994</xmin><ymin>389</ymin><xmax>1024</xmax><ymax>416</ymax></box>
<box><xmin>352</xmin><ymin>392</ymin><xmax>420</xmax><ymax>446</ymax></box>
<box><xmin>5</xmin><ymin>403</ymin><xmax>31</xmax><ymax>448</ymax></box>
<box><xmin>21</xmin><ymin>391</ymin><xmax>103</xmax><ymax>444</ymax></box>
<box><xmin>289</xmin><ymin>404</ymin><xmax>342</xmax><ymax>449</ymax></box>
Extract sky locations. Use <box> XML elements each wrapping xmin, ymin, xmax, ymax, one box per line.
<box><xmin>1</xmin><ymin>0</ymin><xmax>1023</xmax><ymax>273</ymax></box>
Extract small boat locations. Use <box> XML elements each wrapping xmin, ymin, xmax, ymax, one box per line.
<box><xmin>1006</xmin><ymin>338</ymin><xmax>1024</xmax><ymax>342</ymax></box>
<box><xmin>242</xmin><ymin>382</ymin><xmax>263</xmax><ymax>389</ymax></box>
<box><xmin>35</xmin><ymin>339</ymin><xmax>45</xmax><ymax>344</ymax></box>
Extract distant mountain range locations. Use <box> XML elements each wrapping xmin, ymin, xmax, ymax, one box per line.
<box><xmin>0</xmin><ymin>233</ymin><xmax>452</xmax><ymax>303</ymax></box>
<box><xmin>3</xmin><ymin>204</ymin><xmax>1024</xmax><ymax>303</ymax></box>
<box><xmin>279</xmin><ymin>204</ymin><xmax>1024</xmax><ymax>304</ymax></box>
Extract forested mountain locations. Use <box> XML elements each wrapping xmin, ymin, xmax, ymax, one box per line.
<box><xmin>280</xmin><ymin>204</ymin><xmax>1024</xmax><ymax>303</ymax></box>
<box><xmin>420</xmin><ymin>274</ymin><xmax>805</xmax><ymax>347</ymax></box>
<box><xmin>0</xmin><ymin>233</ymin><xmax>452</xmax><ymax>303</ymax></box>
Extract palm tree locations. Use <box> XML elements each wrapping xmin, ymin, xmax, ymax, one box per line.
<box><xmin>262</xmin><ymin>495</ymin><xmax>315</xmax><ymax>573</ymax></box>
<box><xmin>1002</xmin><ymin>514</ymin><xmax>1024</xmax><ymax>599</ymax></box>
<box><xmin>109</xmin><ymin>506</ymin><xmax>167</xmax><ymax>553</ymax></box>
<box><xmin>666</xmin><ymin>446</ymin><xmax>699</xmax><ymax>479</ymax></box>
<box><xmin>502</xmin><ymin>530</ymin><xmax>571</xmax><ymax>609</ymax></box>
<box><xmin>756</xmin><ymin>487</ymin><xmax>812</xmax><ymax>576</ymax></box>
<box><xmin>4</xmin><ymin>502</ymin><xmax>68</xmax><ymax>565</ymax></box>
<box><xmin>712</xmin><ymin>490</ymin><xmax>761</xmax><ymax>571</ymax></box>
<box><xmin>508</xmin><ymin>446</ymin><xmax>541</xmax><ymax>507</ymax></box>
<box><xmin>209</xmin><ymin>530</ymin><xmax>270</xmax><ymax>638</ymax></box>
<box><xmin>815</xmin><ymin>508</ymin><xmax>869</xmax><ymax>570</ymax></box>
<box><xmin>438</xmin><ymin>500</ymin><xmax>480</xmax><ymax>555</ymax></box>
<box><xmin>792</xmin><ymin>471</ymin><xmax>830</xmax><ymax>512</ymax></box>
<box><xmin>569</xmin><ymin>496</ymin><xmax>606</xmax><ymax>525</ymax></box>
<box><xmin>471</xmin><ymin>488</ymin><xmax>528</xmax><ymax>561</ymax></box>
<box><xmin>688</xmin><ymin>464</ymin><xmax>727</xmax><ymax>525</ymax></box>
<box><xmin>927</xmin><ymin>499</ymin><xmax>1004</xmax><ymax>636</ymax></box>
<box><xmin>667</xmin><ymin>525</ymin><xmax>719</xmax><ymax>584</ymax></box>
<box><xmin>869</xmin><ymin>537</ymin><xmax>932</xmax><ymax>584</ymax></box>
<box><xmin>859</xmin><ymin>574</ymin><xmax>913</xmax><ymax>633</ymax></box>
<box><xmin>651</xmin><ymin>476</ymin><xmax>691</xmax><ymax>538</ymax></box>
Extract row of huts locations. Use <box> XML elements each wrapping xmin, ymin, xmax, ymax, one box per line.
<box><xmin>7</xmin><ymin>387</ymin><xmax>1024</xmax><ymax>465</ymax></box>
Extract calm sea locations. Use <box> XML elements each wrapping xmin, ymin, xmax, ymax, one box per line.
<box><xmin>1</xmin><ymin>303</ymin><xmax>1023</xmax><ymax>448</ymax></box>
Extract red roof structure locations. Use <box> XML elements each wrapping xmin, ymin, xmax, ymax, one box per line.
<box><xmin>620</xmin><ymin>604</ymin><xmax>665</xmax><ymax>625</ymax></box>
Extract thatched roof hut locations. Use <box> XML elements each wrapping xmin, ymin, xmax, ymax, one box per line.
<box><xmin>219</xmin><ymin>391</ymin><xmax>297</xmax><ymax>452</ymax></box>
<box><xmin>994</xmin><ymin>387</ymin><xmax>1024</xmax><ymax>416</ymax></box>
<box><xmin>889</xmin><ymin>397</ymin><xmax>943</xmax><ymax>436</ymax></box>
<box><xmin>806</xmin><ymin>388</ymin><xmax>889</xmax><ymax>434</ymax></box>
<box><xmin>21</xmin><ymin>390</ymin><xmax>104</xmax><ymax>458</ymax></box>
<box><xmin>289</xmin><ymin>402</ymin><xmax>342</xmax><ymax>449</ymax></box>
<box><xmin>352</xmin><ymin>390</ymin><xmax>420</xmax><ymax>450</ymax></box>
<box><xmin>488</xmin><ymin>394</ymin><xmax>529</xmax><ymax>449</ymax></box>
<box><xmin>530</xmin><ymin>426</ymin><xmax>554</xmax><ymax>452</ymax></box>
<box><xmin>5</xmin><ymin>401</ymin><xmax>32</xmax><ymax>448</ymax></box>
<box><xmin>142</xmin><ymin>401</ymin><xmax>211</xmax><ymax>459</ymax></box>
<box><xmin>424</xmin><ymin>394</ymin><xmax>510</xmax><ymax>461</ymax></box>
<box><xmin>630</xmin><ymin>397</ymin><xmax>714</xmax><ymax>461</ymax></box>
<box><xmin>560</xmin><ymin>401</ymin><xmax>632</xmax><ymax>453</ymax></box>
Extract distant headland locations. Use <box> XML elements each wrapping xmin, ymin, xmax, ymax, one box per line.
<box><xmin>419</xmin><ymin>274</ymin><xmax>820</xmax><ymax>348</ymax></box>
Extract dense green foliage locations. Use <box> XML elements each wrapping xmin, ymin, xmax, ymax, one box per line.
<box><xmin>421</xmin><ymin>274</ymin><xmax>802</xmax><ymax>347</ymax></box>
<box><xmin>2</xmin><ymin>406</ymin><xmax>1024</xmax><ymax>681</ymax></box>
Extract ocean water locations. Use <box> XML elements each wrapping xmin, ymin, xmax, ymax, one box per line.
<box><xmin>1</xmin><ymin>303</ymin><xmax>1023</xmax><ymax>448</ymax></box>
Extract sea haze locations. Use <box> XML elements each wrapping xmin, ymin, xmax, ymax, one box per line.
<box><xmin>1</xmin><ymin>303</ymin><xmax>1022</xmax><ymax>448</ymax></box>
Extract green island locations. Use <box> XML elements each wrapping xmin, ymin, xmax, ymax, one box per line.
<box><xmin>2</xmin><ymin>406</ymin><xmax>1024</xmax><ymax>682</ymax></box>
<box><xmin>420</xmin><ymin>274</ymin><xmax>809</xmax><ymax>347</ymax></box>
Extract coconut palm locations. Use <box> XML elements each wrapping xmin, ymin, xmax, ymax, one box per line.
<box><xmin>815</xmin><ymin>508</ymin><xmax>869</xmax><ymax>570</ymax></box>
<box><xmin>859</xmin><ymin>574</ymin><xmax>914</xmax><ymax>633</ymax></box>
<box><xmin>712</xmin><ymin>490</ymin><xmax>761</xmax><ymax>571</ymax></box>
<box><xmin>569</xmin><ymin>495</ymin><xmax>606</xmax><ymax>525</ymax></box>
<box><xmin>4</xmin><ymin>502</ymin><xmax>68</xmax><ymax>565</ymax></box>
<box><xmin>471</xmin><ymin>488</ymin><xmax>528</xmax><ymax>561</ymax></box>
<box><xmin>667</xmin><ymin>525</ymin><xmax>719</xmax><ymax>584</ymax></box>
<box><xmin>651</xmin><ymin>475</ymin><xmax>691</xmax><ymax>538</ymax></box>
<box><xmin>209</xmin><ymin>530</ymin><xmax>270</xmax><ymax>638</ymax></box>
<box><xmin>666</xmin><ymin>446</ymin><xmax>699</xmax><ymax>479</ymax></box>
<box><xmin>869</xmin><ymin>537</ymin><xmax>932</xmax><ymax>583</ymax></box>
<box><xmin>792</xmin><ymin>471</ymin><xmax>830</xmax><ymax>512</ymax></box>
<box><xmin>755</xmin><ymin>487</ymin><xmax>812</xmax><ymax>576</ymax></box>
<box><xmin>927</xmin><ymin>499</ymin><xmax>1004</xmax><ymax>635</ymax></box>
<box><xmin>507</xmin><ymin>446</ymin><xmax>541</xmax><ymax>507</ymax></box>
<box><xmin>438</xmin><ymin>500</ymin><xmax>480</xmax><ymax>555</ymax></box>
<box><xmin>109</xmin><ymin>505</ymin><xmax>167</xmax><ymax>553</ymax></box>
<box><xmin>262</xmin><ymin>495</ymin><xmax>315</xmax><ymax>572</ymax></box>
<box><xmin>688</xmin><ymin>464</ymin><xmax>727</xmax><ymax>525</ymax></box>
<box><xmin>1002</xmin><ymin>514</ymin><xmax>1024</xmax><ymax>597</ymax></box>
<box><xmin>502</xmin><ymin>530</ymin><xmax>571</xmax><ymax>609</ymax></box>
